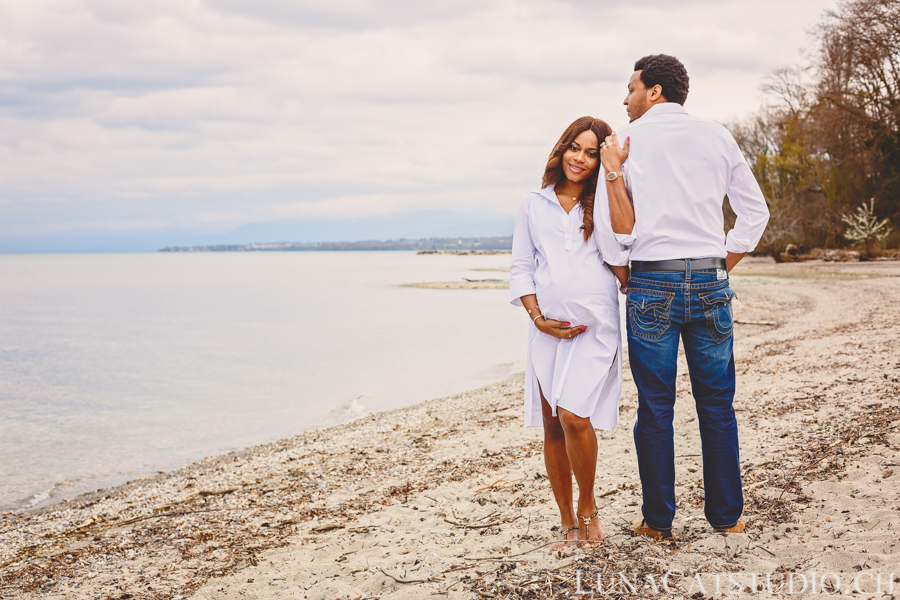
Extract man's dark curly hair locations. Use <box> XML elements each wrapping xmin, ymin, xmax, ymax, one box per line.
<box><xmin>634</xmin><ymin>54</ymin><xmax>689</xmax><ymax>105</ymax></box>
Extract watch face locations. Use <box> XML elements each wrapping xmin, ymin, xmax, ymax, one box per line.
<box><xmin>607</xmin><ymin>172</ymin><xmax>617</xmax><ymax>181</ymax></box>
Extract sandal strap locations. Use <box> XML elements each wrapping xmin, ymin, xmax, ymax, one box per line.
<box><xmin>577</xmin><ymin>509</ymin><xmax>600</xmax><ymax>530</ymax></box>
<box><xmin>559</xmin><ymin>525</ymin><xmax>578</xmax><ymax>538</ymax></box>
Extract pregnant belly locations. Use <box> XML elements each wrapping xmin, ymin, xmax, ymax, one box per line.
<box><xmin>536</xmin><ymin>282</ymin><xmax>608</xmax><ymax>325</ymax></box>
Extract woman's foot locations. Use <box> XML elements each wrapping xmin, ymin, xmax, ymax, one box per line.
<box><xmin>552</xmin><ymin>522</ymin><xmax>580</xmax><ymax>551</ymax></box>
<box><xmin>577</xmin><ymin>506</ymin><xmax>605</xmax><ymax>548</ymax></box>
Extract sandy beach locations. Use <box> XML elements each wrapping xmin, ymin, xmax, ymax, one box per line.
<box><xmin>2</xmin><ymin>257</ymin><xmax>899</xmax><ymax>599</ymax></box>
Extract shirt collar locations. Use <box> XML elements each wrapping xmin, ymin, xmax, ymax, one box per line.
<box><xmin>639</xmin><ymin>102</ymin><xmax>688</xmax><ymax>119</ymax></box>
<box><xmin>538</xmin><ymin>183</ymin><xmax>558</xmax><ymax>204</ymax></box>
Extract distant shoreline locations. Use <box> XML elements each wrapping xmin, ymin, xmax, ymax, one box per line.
<box><xmin>159</xmin><ymin>235</ymin><xmax>513</xmax><ymax>253</ymax></box>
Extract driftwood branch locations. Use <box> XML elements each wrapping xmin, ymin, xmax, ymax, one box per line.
<box><xmin>379</xmin><ymin>568</ymin><xmax>431</xmax><ymax>584</ymax></box>
<box><xmin>186</xmin><ymin>488</ymin><xmax>236</xmax><ymax>498</ymax></box>
<box><xmin>310</xmin><ymin>523</ymin><xmax>344</xmax><ymax>533</ymax></box>
<box><xmin>463</xmin><ymin>539</ymin><xmax>559</xmax><ymax>561</ymax></box>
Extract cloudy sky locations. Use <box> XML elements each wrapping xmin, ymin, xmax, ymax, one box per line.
<box><xmin>0</xmin><ymin>0</ymin><xmax>839</xmax><ymax>246</ymax></box>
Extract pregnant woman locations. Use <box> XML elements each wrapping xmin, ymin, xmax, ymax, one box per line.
<box><xmin>510</xmin><ymin>116</ymin><xmax>628</xmax><ymax>548</ymax></box>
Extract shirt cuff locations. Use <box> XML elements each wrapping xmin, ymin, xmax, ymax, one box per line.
<box><xmin>605</xmin><ymin>248</ymin><xmax>631</xmax><ymax>267</ymax></box>
<box><xmin>509</xmin><ymin>280</ymin><xmax>536</xmax><ymax>306</ymax></box>
<box><xmin>614</xmin><ymin>232</ymin><xmax>636</xmax><ymax>246</ymax></box>
<box><xmin>725</xmin><ymin>232</ymin><xmax>755</xmax><ymax>254</ymax></box>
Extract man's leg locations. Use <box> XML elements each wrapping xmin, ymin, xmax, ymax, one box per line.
<box><xmin>682</xmin><ymin>291</ymin><xmax>743</xmax><ymax>529</ymax></box>
<box><xmin>627</xmin><ymin>287</ymin><xmax>682</xmax><ymax>533</ymax></box>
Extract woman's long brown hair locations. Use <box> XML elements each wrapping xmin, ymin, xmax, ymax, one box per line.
<box><xmin>541</xmin><ymin>116</ymin><xmax>612</xmax><ymax>242</ymax></box>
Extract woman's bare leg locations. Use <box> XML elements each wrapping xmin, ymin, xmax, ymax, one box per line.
<box><xmin>540</xmin><ymin>390</ymin><xmax>579</xmax><ymax>550</ymax></box>
<box><xmin>558</xmin><ymin>407</ymin><xmax>604</xmax><ymax>546</ymax></box>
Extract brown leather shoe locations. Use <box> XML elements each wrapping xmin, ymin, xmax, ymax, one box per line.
<box><xmin>713</xmin><ymin>518</ymin><xmax>746</xmax><ymax>533</ymax></box>
<box><xmin>633</xmin><ymin>519</ymin><xmax>672</xmax><ymax>540</ymax></box>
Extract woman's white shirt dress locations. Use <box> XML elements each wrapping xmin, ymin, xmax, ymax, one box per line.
<box><xmin>509</xmin><ymin>184</ymin><xmax>626</xmax><ymax>430</ymax></box>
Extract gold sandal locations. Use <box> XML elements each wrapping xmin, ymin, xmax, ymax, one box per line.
<box><xmin>577</xmin><ymin>510</ymin><xmax>603</xmax><ymax>546</ymax></box>
<box><xmin>554</xmin><ymin>525</ymin><xmax>579</xmax><ymax>548</ymax></box>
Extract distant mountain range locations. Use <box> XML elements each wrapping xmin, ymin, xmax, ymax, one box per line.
<box><xmin>216</xmin><ymin>210</ymin><xmax>515</xmax><ymax>246</ymax></box>
<box><xmin>0</xmin><ymin>210</ymin><xmax>516</xmax><ymax>253</ymax></box>
<box><xmin>160</xmin><ymin>236</ymin><xmax>513</xmax><ymax>252</ymax></box>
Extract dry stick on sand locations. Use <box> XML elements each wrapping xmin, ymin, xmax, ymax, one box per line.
<box><xmin>444</xmin><ymin>510</ymin><xmax>503</xmax><ymax>528</ymax></box>
<box><xmin>444</xmin><ymin>517</ymin><xmax>513</xmax><ymax>530</ymax></box>
<box><xmin>186</xmin><ymin>488</ymin><xmax>237</xmax><ymax>498</ymax></box>
<box><xmin>474</xmin><ymin>479</ymin><xmax>510</xmax><ymax>493</ymax></box>
<box><xmin>473</xmin><ymin>511</ymin><xmax>502</xmax><ymax>522</ymax></box>
<box><xmin>463</xmin><ymin>539</ymin><xmax>562</xmax><ymax>561</ymax></box>
<box><xmin>117</xmin><ymin>509</ymin><xmax>220</xmax><ymax>527</ymax></box>
<box><xmin>379</xmin><ymin>568</ymin><xmax>432</xmax><ymax>584</ymax></box>
<box><xmin>778</xmin><ymin>452</ymin><xmax>841</xmax><ymax>501</ymax></box>
<box><xmin>310</xmin><ymin>523</ymin><xmax>344</xmax><ymax>533</ymax></box>
<box><xmin>21</xmin><ymin>530</ymin><xmax>48</xmax><ymax>539</ymax></box>
<box><xmin>442</xmin><ymin>564</ymin><xmax>479</xmax><ymax>574</ymax></box>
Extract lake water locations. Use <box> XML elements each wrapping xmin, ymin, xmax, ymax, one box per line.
<box><xmin>0</xmin><ymin>252</ymin><xmax>524</xmax><ymax>512</ymax></box>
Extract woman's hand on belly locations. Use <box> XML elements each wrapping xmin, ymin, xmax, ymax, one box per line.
<box><xmin>535</xmin><ymin>317</ymin><xmax>587</xmax><ymax>340</ymax></box>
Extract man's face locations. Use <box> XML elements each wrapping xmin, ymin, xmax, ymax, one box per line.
<box><xmin>624</xmin><ymin>70</ymin><xmax>652</xmax><ymax>122</ymax></box>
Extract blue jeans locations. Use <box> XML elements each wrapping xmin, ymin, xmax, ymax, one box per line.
<box><xmin>626</xmin><ymin>267</ymin><xmax>743</xmax><ymax>531</ymax></box>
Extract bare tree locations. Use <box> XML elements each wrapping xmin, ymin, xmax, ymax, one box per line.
<box><xmin>815</xmin><ymin>0</ymin><xmax>900</xmax><ymax>222</ymax></box>
<box><xmin>727</xmin><ymin>105</ymin><xmax>820</xmax><ymax>259</ymax></box>
<box><xmin>729</xmin><ymin>0</ymin><xmax>900</xmax><ymax>255</ymax></box>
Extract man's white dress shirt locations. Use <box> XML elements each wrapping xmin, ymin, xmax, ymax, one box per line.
<box><xmin>599</xmin><ymin>103</ymin><xmax>770</xmax><ymax>264</ymax></box>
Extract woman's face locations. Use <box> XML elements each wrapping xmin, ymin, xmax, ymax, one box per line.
<box><xmin>561</xmin><ymin>129</ymin><xmax>599</xmax><ymax>184</ymax></box>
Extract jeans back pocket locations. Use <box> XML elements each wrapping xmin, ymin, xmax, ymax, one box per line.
<box><xmin>699</xmin><ymin>287</ymin><xmax>737</xmax><ymax>343</ymax></box>
<box><xmin>627</xmin><ymin>289</ymin><xmax>675</xmax><ymax>341</ymax></box>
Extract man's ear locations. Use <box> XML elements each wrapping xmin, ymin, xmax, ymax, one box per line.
<box><xmin>650</xmin><ymin>84</ymin><xmax>663</xmax><ymax>102</ymax></box>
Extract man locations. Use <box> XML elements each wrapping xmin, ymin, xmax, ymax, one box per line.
<box><xmin>597</xmin><ymin>54</ymin><xmax>770</xmax><ymax>539</ymax></box>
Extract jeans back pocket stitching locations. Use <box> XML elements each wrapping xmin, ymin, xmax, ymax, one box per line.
<box><xmin>705</xmin><ymin>306</ymin><xmax>733</xmax><ymax>338</ymax></box>
<box><xmin>698</xmin><ymin>287</ymin><xmax>736</xmax><ymax>307</ymax></box>
<box><xmin>627</xmin><ymin>292</ymin><xmax>675</xmax><ymax>341</ymax></box>
<box><xmin>699</xmin><ymin>291</ymin><xmax>735</xmax><ymax>342</ymax></box>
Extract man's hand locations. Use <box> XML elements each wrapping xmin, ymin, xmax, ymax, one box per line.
<box><xmin>537</xmin><ymin>318</ymin><xmax>587</xmax><ymax>340</ymax></box>
<box><xmin>726</xmin><ymin>252</ymin><xmax>746</xmax><ymax>272</ymax></box>
<box><xmin>600</xmin><ymin>132</ymin><xmax>629</xmax><ymax>173</ymax></box>
<box><xmin>609</xmin><ymin>265</ymin><xmax>629</xmax><ymax>289</ymax></box>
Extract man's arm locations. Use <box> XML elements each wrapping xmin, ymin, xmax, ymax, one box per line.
<box><xmin>609</xmin><ymin>265</ymin><xmax>629</xmax><ymax>289</ymax></box>
<box><xmin>724</xmin><ymin>141</ymin><xmax>770</xmax><ymax>260</ymax></box>
<box><xmin>607</xmin><ymin>176</ymin><xmax>634</xmax><ymax>235</ymax></box>
<box><xmin>592</xmin><ymin>143</ymin><xmax>633</xmax><ymax>268</ymax></box>
<box><xmin>600</xmin><ymin>133</ymin><xmax>634</xmax><ymax>235</ymax></box>
<box><xmin>726</xmin><ymin>251</ymin><xmax>746</xmax><ymax>273</ymax></box>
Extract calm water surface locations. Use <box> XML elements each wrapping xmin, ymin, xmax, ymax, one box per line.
<box><xmin>0</xmin><ymin>252</ymin><xmax>523</xmax><ymax>512</ymax></box>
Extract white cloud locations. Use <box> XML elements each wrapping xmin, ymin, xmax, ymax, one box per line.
<box><xmin>0</xmin><ymin>0</ymin><xmax>839</xmax><ymax>239</ymax></box>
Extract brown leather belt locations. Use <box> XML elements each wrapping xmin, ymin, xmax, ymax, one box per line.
<box><xmin>631</xmin><ymin>258</ymin><xmax>727</xmax><ymax>273</ymax></box>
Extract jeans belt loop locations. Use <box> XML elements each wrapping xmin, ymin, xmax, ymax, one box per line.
<box><xmin>685</xmin><ymin>259</ymin><xmax>691</xmax><ymax>280</ymax></box>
